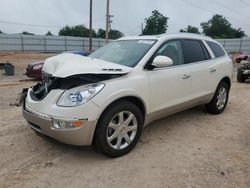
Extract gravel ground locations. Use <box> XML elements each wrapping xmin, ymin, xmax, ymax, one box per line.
<box><xmin>0</xmin><ymin>53</ymin><xmax>249</xmax><ymax>188</ymax></box>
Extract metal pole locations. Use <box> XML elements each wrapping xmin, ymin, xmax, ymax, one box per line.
<box><xmin>105</xmin><ymin>0</ymin><xmax>109</xmax><ymax>44</ymax></box>
<box><xmin>141</xmin><ymin>22</ymin><xmax>143</xmax><ymax>35</ymax></box>
<box><xmin>44</xmin><ymin>36</ymin><xmax>46</xmax><ymax>52</ymax></box>
<box><xmin>65</xmin><ymin>36</ymin><xmax>67</xmax><ymax>51</ymax></box>
<box><xmin>21</xmin><ymin>36</ymin><xmax>24</xmax><ymax>52</ymax></box>
<box><xmin>239</xmin><ymin>38</ymin><xmax>242</xmax><ymax>53</ymax></box>
<box><xmin>89</xmin><ymin>0</ymin><xmax>93</xmax><ymax>52</ymax></box>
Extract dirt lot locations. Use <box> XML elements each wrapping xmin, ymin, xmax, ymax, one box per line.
<box><xmin>0</xmin><ymin>53</ymin><xmax>250</xmax><ymax>188</ymax></box>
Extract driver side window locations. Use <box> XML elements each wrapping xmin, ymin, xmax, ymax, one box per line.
<box><xmin>155</xmin><ymin>40</ymin><xmax>184</xmax><ymax>66</ymax></box>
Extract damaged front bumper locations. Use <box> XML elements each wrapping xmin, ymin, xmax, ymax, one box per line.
<box><xmin>22</xmin><ymin>88</ymin><xmax>99</xmax><ymax>146</ymax></box>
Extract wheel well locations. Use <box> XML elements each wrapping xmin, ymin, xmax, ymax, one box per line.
<box><xmin>92</xmin><ymin>96</ymin><xmax>146</xmax><ymax>145</ymax></box>
<box><xmin>221</xmin><ymin>77</ymin><xmax>231</xmax><ymax>90</ymax></box>
<box><xmin>103</xmin><ymin>96</ymin><xmax>146</xmax><ymax>120</ymax></box>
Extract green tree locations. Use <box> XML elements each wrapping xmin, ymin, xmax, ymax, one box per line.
<box><xmin>201</xmin><ymin>14</ymin><xmax>246</xmax><ymax>38</ymax></box>
<box><xmin>180</xmin><ymin>25</ymin><xmax>200</xmax><ymax>34</ymax></box>
<box><xmin>97</xmin><ymin>28</ymin><xmax>105</xmax><ymax>38</ymax></box>
<box><xmin>59</xmin><ymin>25</ymin><xmax>97</xmax><ymax>37</ymax></box>
<box><xmin>45</xmin><ymin>31</ymin><xmax>53</xmax><ymax>36</ymax></box>
<box><xmin>97</xmin><ymin>28</ymin><xmax>124</xmax><ymax>39</ymax></box>
<box><xmin>142</xmin><ymin>10</ymin><xmax>168</xmax><ymax>35</ymax></box>
<box><xmin>109</xmin><ymin>29</ymin><xmax>124</xmax><ymax>39</ymax></box>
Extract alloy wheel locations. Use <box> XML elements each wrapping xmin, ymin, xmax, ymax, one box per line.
<box><xmin>106</xmin><ymin>111</ymin><xmax>138</xmax><ymax>150</ymax></box>
<box><xmin>216</xmin><ymin>87</ymin><xmax>227</xmax><ymax>110</ymax></box>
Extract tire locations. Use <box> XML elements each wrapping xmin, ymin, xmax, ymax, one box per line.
<box><xmin>94</xmin><ymin>101</ymin><xmax>143</xmax><ymax>158</ymax></box>
<box><xmin>237</xmin><ymin>67</ymin><xmax>246</xmax><ymax>83</ymax></box>
<box><xmin>205</xmin><ymin>81</ymin><xmax>229</xmax><ymax>114</ymax></box>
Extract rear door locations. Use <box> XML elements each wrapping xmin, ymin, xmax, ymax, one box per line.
<box><xmin>181</xmin><ymin>39</ymin><xmax>216</xmax><ymax>102</ymax></box>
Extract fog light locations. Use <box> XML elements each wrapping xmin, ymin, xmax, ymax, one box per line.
<box><xmin>52</xmin><ymin>121</ymin><xmax>67</xmax><ymax>129</ymax></box>
<box><xmin>52</xmin><ymin>120</ymin><xmax>83</xmax><ymax>129</ymax></box>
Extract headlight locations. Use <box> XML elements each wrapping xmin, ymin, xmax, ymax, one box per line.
<box><xmin>33</xmin><ymin>64</ymin><xmax>43</xmax><ymax>70</ymax></box>
<box><xmin>57</xmin><ymin>83</ymin><xmax>105</xmax><ymax>107</ymax></box>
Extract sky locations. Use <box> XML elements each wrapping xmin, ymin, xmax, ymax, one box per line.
<box><xmin>0</xmin><ymin>0</ymin><xmax>250</xmax><ymax>36</ymax></box>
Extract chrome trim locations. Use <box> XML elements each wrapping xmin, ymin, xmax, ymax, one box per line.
<box><xmin>144</xmin><ymin>93</ymin><xmax>214</xmax><ymax>126</ymax></box>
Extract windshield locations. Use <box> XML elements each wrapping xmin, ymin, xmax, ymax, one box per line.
<box><xmin>89</xmin><ymin>39</ymin><xmax>156</xmax><ymax>67</ymax></box>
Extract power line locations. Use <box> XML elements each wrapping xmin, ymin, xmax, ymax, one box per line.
<box><xmin>179</xmin><ymin>0</ymin><xmax>250</xmax><ymax>27</ymax></box>
<box><xmin>210</xmin><ymin>0</ymin><xmax>250</xmax><ymax>20</ymax></box>
<box><xmin>240</xmin><ymin>0</ymin><xmax>250</xmax><ymax>6</ymax></box>
<box><xmin>0</xmin><ymin>19</ymin><xmax>96</xmax><ymax>29</ymax></box>
<box><xmin>0</xmin><ymin>20</ymin><xmax>63</xmax><ymax>28</ymax></box>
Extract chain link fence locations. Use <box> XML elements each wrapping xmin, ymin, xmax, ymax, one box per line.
<box><xmin>216</xmin><ymin>38</ymin><xmax>250</xmax><ymax>53</ymax></box>
<box><xmin>0</xmin><ymin>34</ymin><xmax>250</xmax><ymax>53</ymax></box>
<box><xmin>0</xmin><ymin>34</ymin><xmax>107</xmax><ymax>53</ymax></box>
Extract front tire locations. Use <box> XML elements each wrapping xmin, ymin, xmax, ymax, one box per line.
<box><xmin>205</xmin><ymin>81</ymin><xmax>229</xmax><ymax>114</ymax></box>
<box><xmin>237</xmin><ymin>67</ymin><xmax>246</xmax><ymax>83</ymax></box>
<box><xmin>94</xmin><ymin>101</ymin><xmax>143</xmax><ymax>157</ymax></box>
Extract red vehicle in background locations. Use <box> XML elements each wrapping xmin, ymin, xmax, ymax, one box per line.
<box><xmin>235</xmin><ymin>51</ymin><xmax>250</xmax><ymax>63</ymax></box>
<box><xmin>24</xmin><ymin>51</ymin><xmax>87</xmax><ymax>79</ymax></box>
<box><xmin>25</xmin><ymin>61</ymin><xmax>44</xmax><ymax>79</ymax></box>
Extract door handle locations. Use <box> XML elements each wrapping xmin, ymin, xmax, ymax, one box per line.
<box><xmin>182</xmin><ymin>74</ymin><xmax>191</xmax><ymax>79</ymax></box>
<box><xmin>210</xmin><ymin>68</ymin><xmax>216</xmax><ymax>73</ymax></box>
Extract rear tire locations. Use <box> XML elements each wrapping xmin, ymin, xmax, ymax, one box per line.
<box><xmin>237</xmin><ymin>67</ymin><xmax>246</xmax><ymax>83</ymax></box>
<box><xmin>94</xmin><ymin>101</ymin><xmax>143</xmax><ymax>158</ymax></box>
<box><xmin>205</xmin><ymin>81</ymin><xmax>229</xmax><ymax>114</ymax></box>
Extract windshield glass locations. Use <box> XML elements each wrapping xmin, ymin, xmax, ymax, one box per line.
<box><xmin>89</xmin><ymin>39</ymin><xmax>156</xmax><ymax>67</ymax></box>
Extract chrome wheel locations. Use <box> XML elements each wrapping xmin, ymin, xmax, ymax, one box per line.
<box><xmin>106</xmin><ymin>111</ymin><xmax>138</xmax><ymax>150</ymax></box>
<box><xmin>216</xmin><ymin>87</ymin><xmax>227</xmax><ymax>110</ymax></box>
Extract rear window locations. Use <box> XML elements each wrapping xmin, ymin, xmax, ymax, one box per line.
<box><xmin>206</xmin><ymin>41</ymin><xmax>225</xmax><ymax>58</ymax></box>
<box><xmin>181</xmin><ymin>39</ymin><xmax>210</xmax><ymax>63</ymax></box>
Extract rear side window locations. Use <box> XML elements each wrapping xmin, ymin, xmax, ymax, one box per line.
<box><xmin>181</xmin><ymin>40</ymin><xmax>210</xmax><ymax>64</ymax></box>
<box><xmin>206</xmin><ymin>41</ymin><xmax>225</xmax><ymax>58</ymax></box>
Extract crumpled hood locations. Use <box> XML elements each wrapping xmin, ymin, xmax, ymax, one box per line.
<box><xmin>42</xmin><ymin>53</ymin><xmax>132</xmax><ymax>78</ymax></box>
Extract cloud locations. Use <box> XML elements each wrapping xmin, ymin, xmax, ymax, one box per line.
<box><xmin>0</xmin><ymin>0</ymin><xmax>249</xmax><ymax>36</ymax></box>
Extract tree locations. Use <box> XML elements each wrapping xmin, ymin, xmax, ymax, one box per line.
<box><xmin>97</xmin><ymin>28</ymin><xmax>124</xmax><ymax>39</ymax></box>
<box><xmin>109</xmin><ymin>29</ymin><xmax>124</xmax><ymax>39</ymax></box>
<box><xmin>45</xmin><ymin>31</ymin><xmax>53</xmax><ymax>36</ymax></box>
<box><xmin>142</xmin><ymin>10</ymin><xmax>168</xmax><ymax>35</ymax></box>
<box><xmin>59</xmin><ymin>25</ymin><xmax>97</xmax><ymax>37</ymax></box>
<box><xmin>22</xmin><ymin>31</ymin><xmax>34</xmax><ymax>35</ymax></box>
<box><xmin>201</xmin><ymin>14</ymin><xmax>246</xmax><ymax>38</ymax></box>
<box><xmin>180</xmin><ymin>25</ymin><xmax>200</xmax><ymax>34</ymax></box>
<box><xmin>0</xmin><ymin>30</ymin><xmax>3</xmax><ymax>34</ymax></box>
<box><xmin>97</xmin><ymin>28</ymin><xmax>105</xmax><ymax>38</ymax></box>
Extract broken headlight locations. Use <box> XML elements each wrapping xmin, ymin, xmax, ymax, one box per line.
<box><xmin>57</xmin><ymin>83</ymin><xmax>105</xmax><ymax>107</ymax></box>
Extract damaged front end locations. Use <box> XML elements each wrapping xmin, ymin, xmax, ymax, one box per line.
<box><xmin>30</xmin><ymin>72</ymin><xmax>124</xmax><ymax>101</ymax></box>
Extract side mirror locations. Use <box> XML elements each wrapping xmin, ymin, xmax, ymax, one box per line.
<box><xmin>152</xmin><ymin>55</ymin><xmax>173</xmax><ymax>68</ymax></box>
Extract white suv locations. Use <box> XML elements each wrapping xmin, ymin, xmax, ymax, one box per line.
<box><xmin>23</xmin><ymin>33</ymin><xmax>233</xmax><ymax>157</ymax></box>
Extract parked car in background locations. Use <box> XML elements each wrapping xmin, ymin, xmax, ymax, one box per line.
<box><xmin>24</xmin><ymin>51</ymin><xmax>87</xmax><ymax>79</ymax></box>
<box><xmin>237</xmin><ymin>56</ymin><xmax>250</xmax><ymax>83</ymax></box>
<box><xmin>23</xmin><ymin>33</ymin><xmax>233</xmax><ymax>157</ymax></box>
<box><xmin>235</xmin><ymin>51</ymin><xmax>250</xmax><ymax>63</ymax></box>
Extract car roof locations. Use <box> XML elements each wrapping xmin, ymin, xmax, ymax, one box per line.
<box><xmin>118</xmin><ymin>33</ymin><xmax>214</xmax><ymax>42</ymax></box>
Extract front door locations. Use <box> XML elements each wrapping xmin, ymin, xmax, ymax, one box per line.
<box><xmin>146</xmin><ymin>40</ymin><xmax>192</xmax><ymax>120</ymax></box>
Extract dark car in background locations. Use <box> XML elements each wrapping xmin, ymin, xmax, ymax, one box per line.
<box><xmin>25</xmin><ymin>51</ymin><xmax>88</xmax><ymax>79</ymax></box>
<box><xmin>235</xmin><ymin>51</ymin><xmax>250</xmax><ymax>63</ymax></box>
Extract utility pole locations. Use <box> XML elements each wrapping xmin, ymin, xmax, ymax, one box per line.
<box><xmin>89</xmin><ymin>0</ymin><xmax>93</xmax><ymax>52</ymax></box>
<box><xmin>105</xmin><ymin>0</ymin><xmax>109</xmax><ymax>44</ymax></box>
<box><xmin>141</xmin><ymin>22</ymin><xmax>144</xmax><ymax>35</ymax></box>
